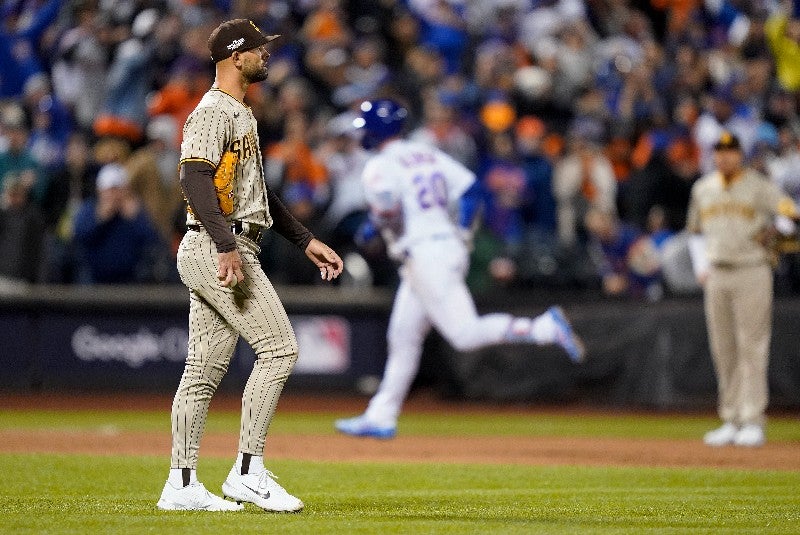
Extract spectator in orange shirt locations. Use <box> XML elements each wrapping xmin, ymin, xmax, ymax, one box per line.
<box><xmin>301</xmin><ymin>0</ymin><xmax>351</xmax><ymax>46</ymax></box>
<box><xmin>147</xmin><ymin>59</ymin><xmax>212</xmax><ymax>146</ymax></box>
<box><xmin>265</xmin><ymin>112</ymin><xmax>329</xmax><ymax>224</ymax></box>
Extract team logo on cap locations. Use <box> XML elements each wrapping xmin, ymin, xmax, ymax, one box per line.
<box><xmin>227</xmin><ymin>38</ymin><xmax>245</xmax><ymax>50</ymax></box>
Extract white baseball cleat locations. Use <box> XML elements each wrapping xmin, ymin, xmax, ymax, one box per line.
<box><xmin>334</xmin><ymin>415</ymin><xmax>397</xmax><ymax>439</ymax></box>
<box><xmin>733</xmin><ymin>424</ymin><xmax>765</xmax><ymax>447</ymax></box>
<box><xmin>703</xmin><ymin>422</ymin><xmax>738</xmax><ymax>447</ymax></box>
<box><xmin>157</xmin><ymin>481</ymin><xmax>243</xmax><ymax>511</ymax></box>
<box><xmin>222</xmin><ymin>466</ymin><xmax>304</xmax><ymax>512</ymax></box>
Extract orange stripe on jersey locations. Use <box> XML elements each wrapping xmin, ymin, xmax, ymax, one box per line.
<box><xmin>180</xmin><ymin>157</ymin><xmax>217</xmax><ymax>168</ymax></box>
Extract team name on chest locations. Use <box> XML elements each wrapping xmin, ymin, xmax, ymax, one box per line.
<box><xmin>699</xmin><ymin>199</ymin><xmax>756</xmax><ymax>221</ymax></box>
<box><xmin>399</xmin><ymin>151</ymin><xmax>436</xmax><ymax>168</ymax></box>
<box><xmin>230</xmin><ymin>130</ymin><xmax>259</xmax><ymax>161</ymax></box>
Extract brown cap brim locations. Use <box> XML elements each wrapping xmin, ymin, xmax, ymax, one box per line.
<box><xmin>208</xmin><ymin>19</ymin><xmax>281</xmax><ymax>62</ymax></box>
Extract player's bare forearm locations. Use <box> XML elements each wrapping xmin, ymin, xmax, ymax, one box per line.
<box><xmin>304</xmin><ymin>238</ymin><xmax>343</xmax><ymax>281</ymax></box>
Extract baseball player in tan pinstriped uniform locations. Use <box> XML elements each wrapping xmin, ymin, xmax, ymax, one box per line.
<box><xmin>156</xmin><ymin>19</ymin><xmax>343</xmax><ymax>512</ymax></box>
<box><xmin>686</xmin><ymin>132</ymin><xmax>798</xmax><ymax>448</ymax></box>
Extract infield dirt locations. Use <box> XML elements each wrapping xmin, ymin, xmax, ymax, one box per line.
<box><xmin>1</xmin><ymin>392</ymin><xmax>797</xmax><ymax>471</ymax></box>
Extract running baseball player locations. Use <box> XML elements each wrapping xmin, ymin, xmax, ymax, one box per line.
<box><xmin>687</xmin><ymin>132</ymin><xmax>798</xmax><ymax>448</ymax></box>
<box><xmin>335</xmin><ymin>100</ymin><xmax>584</xmax><ymax>439</ymax></box>
<box><xmin>156</xmin><ymin>19</ymin><xmax>343</xmax><ymax>512</ymax></box>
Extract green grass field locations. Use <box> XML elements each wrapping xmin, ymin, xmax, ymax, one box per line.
<box><xmin>1</xmin><ymin>408</ymin><xmax>799</xmax><ymax>534</ymax></box>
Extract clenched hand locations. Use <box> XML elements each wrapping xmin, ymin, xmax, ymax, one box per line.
<box><xmin>218</xmin><ymin>249</ymin><xmax>244</xmax><ymax>287</ymax></box>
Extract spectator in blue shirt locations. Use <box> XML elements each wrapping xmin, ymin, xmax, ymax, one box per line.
<box><xmin>585</xmin><ymin>207</ymin><xmax>662</xmax><ymax>300</ymax></box>
<box><xmin>516</xmin><ymin>116</ymin><xmax>557</xmax><ymax>236</ymax></box>
<box><xmin>0</xmin><ymin>0</ymin><xmax>61</xmax><ymax>98</ymax></box>
<box><xmin>72</xmin><ymin>164</ymin><xmax>162</xmax><ymax>284</ymax></box>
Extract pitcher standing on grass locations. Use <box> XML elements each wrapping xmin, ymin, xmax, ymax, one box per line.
<box><xmin>156</xmin><ymin>19</ymin><xmax>343</xmax><ymax>512</ymax></box>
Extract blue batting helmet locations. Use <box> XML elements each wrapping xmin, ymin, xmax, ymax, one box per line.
<box><xmin>353</xmin><ymin>99</ymin><xmax>408</xmax><ymax>149</ymax></box>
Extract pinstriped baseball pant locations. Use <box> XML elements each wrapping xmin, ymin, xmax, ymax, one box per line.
<box><xmin>171</xmin><ymin>229</ymin><xmax>298</xmax><ymax>469</ymax></box>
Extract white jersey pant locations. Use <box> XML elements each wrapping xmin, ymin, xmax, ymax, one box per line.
<box><xmin>365</xmin><ymin>236</ymin><xmax>557</xmax><ymax>426</ymax></box>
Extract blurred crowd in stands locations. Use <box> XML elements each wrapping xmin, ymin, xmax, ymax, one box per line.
<box><xmin>2</xmin><ymin>0</ymin><xmax>800</xmax><ymax>298</ymax></box>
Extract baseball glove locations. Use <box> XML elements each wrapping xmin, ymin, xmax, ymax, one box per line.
<box><xmin>214</xmin><ymin>150</ymin><xmax>239</xmax><ymax>215</ymax></box>
<box><xmin>757</xmin><ymin>224</ymin><xmax>800</xmax><ymax>267</ymax></box>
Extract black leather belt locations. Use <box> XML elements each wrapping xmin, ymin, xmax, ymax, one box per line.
<box><xmin>187</xmin><ymin>221</ymin><xmax>264</xmax><ymax>243</ymax></box>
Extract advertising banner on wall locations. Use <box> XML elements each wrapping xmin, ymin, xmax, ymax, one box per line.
<box><xmin>0</xmin><ymin>310</ymin><xmax>376</xmax><ymax>391</ymax></box>
<box><xmin>4</xmin><ymin>287</ymin><xmax>796</xmax><ymax>407</ymax></box>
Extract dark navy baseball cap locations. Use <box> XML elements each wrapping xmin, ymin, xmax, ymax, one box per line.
<box><xmin>208</xmin><ymin>19</ymin><xmax>279</xmax><ymax>63</ymax></box>
<box><xmin>713</xmin><ymin>131</ymin><xmax>742</xmax><ymax>151</ymax></box>
<box><xmin>353</xmin><ymin>100</ymin><xmax>408</xmax><ymax>149</ymax></box>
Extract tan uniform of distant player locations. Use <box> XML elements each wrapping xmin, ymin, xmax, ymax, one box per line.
<box><xmin>686</xmin><ymin>132</ymin><xmax>798</xmax><ymax>447</ymax></box>
<box><xmin>157</xmin><ymin>19</ymin><xmax>342</xmax><ymax>512</ymax></box>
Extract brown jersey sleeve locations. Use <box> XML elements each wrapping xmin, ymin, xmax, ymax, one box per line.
<box><xmin>180</xmin><ymin>160</ymin><xmax>237</xmax><ymax>253</ymax></box>
<box><xmin>266</xmin><ymin>187</ymin><xmax>314</xmax><ymax>250</ymax></box>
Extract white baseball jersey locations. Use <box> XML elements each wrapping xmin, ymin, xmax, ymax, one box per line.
<box><xmin>180</xmin><ymin>88</ymin><xmax>273</xmax><ymax>228</ymax></box>
<box><xmin>355</xmin><ymin>138</ymin><xmax>574</xmax><ymax>428</ymax></box>
<box><xmin>361</xmin><ymin>139</ymin><xmax>475</xmax><ymax>252</ymax></box>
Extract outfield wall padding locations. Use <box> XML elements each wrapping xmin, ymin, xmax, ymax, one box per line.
<box><xmin>0</xmin><ymin>284</ymin><xmax>798</xmax><ymax>408</ymax></box>
<box><xmin>436</xmin><ymin>299</ymin><xmax>800</xmax><ymax>408</ymax></box>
